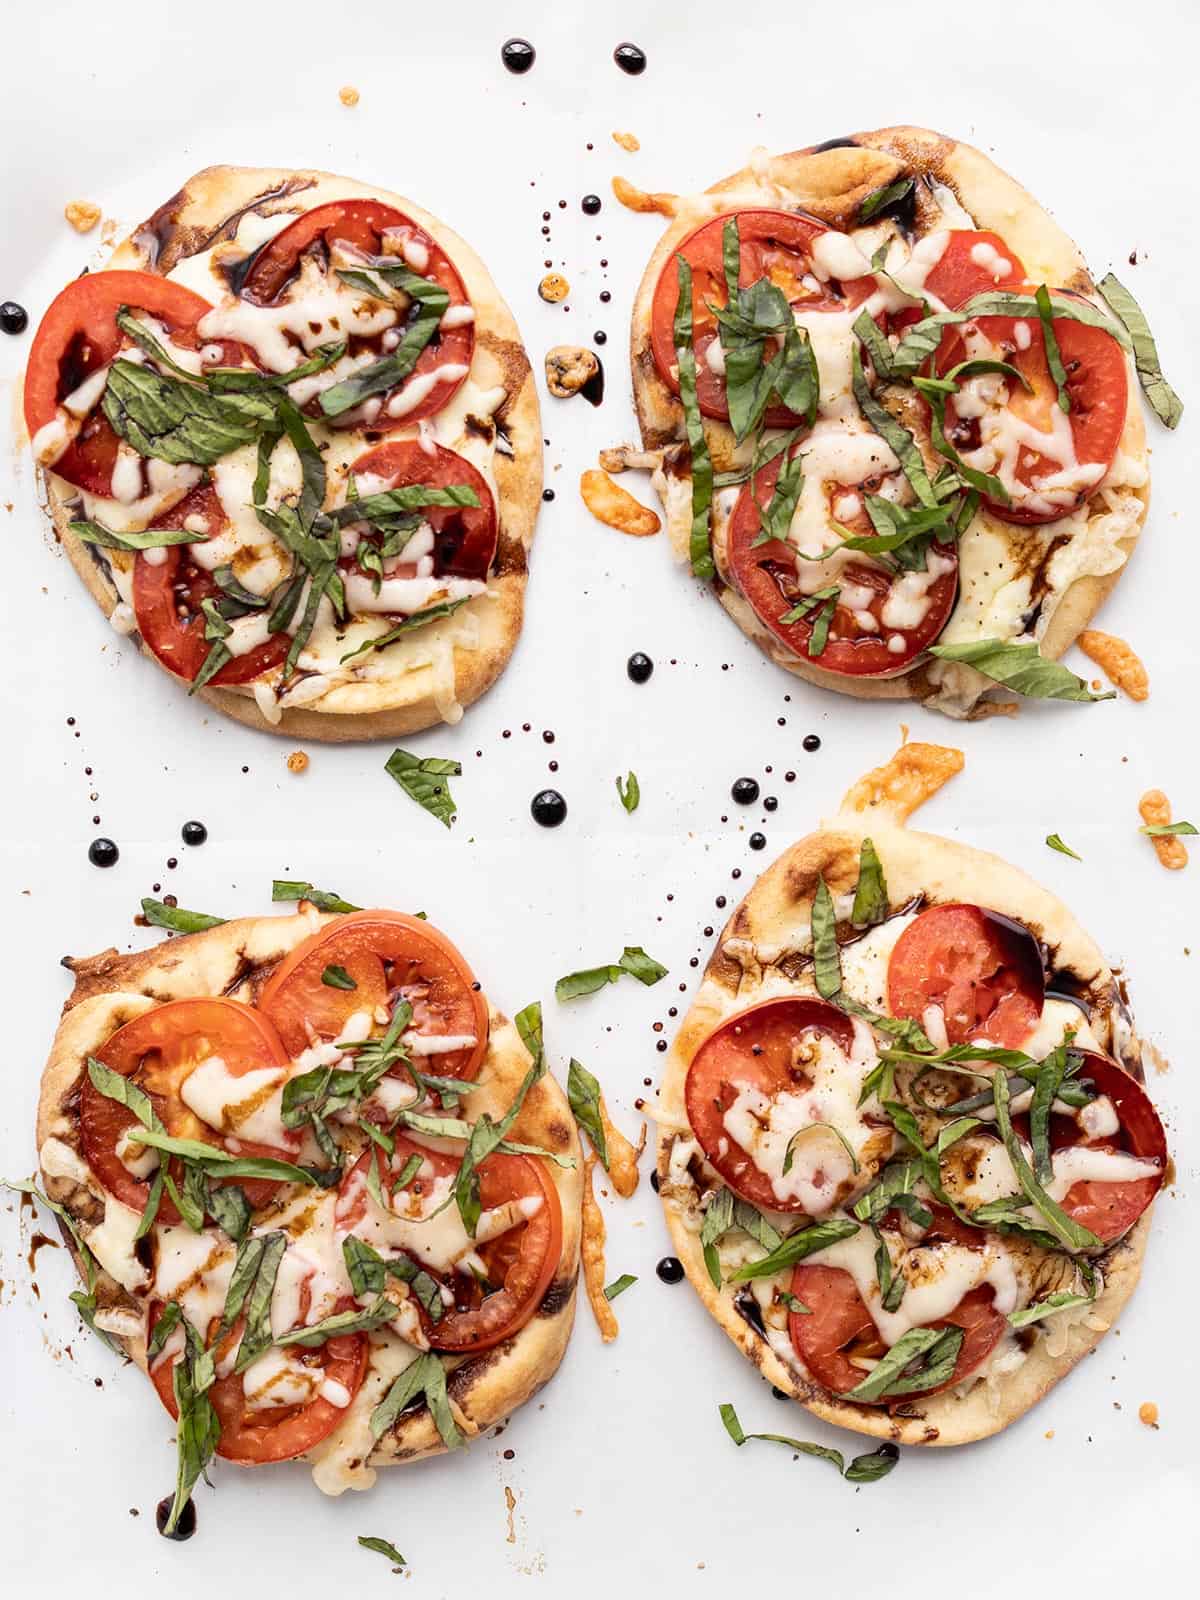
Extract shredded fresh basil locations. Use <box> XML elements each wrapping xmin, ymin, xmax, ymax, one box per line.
<box><xmin>357</xmin><ymin>1535</ymin><xmax>406</xmax><ymax>1569</ymax></box>
<box><xmin>928</xmin><ymin>639</ymin><xmax>1114</xmax><ymax>702</ymax></box>
<box><xmin>370</xmin><ymin>1351</ymin><xmax>460</xmax><ymax>1449</ymax></box>
<box><xmin>271</xmin><ymin>879</ymin><xmax>361</xmax><ymax>912</ymax></box>
<box><xmin>1045</xmin><ymin>833</ymin><xmax>1082</xmax><ymax>860</ymax></box>
<box><xmin>719</xmin><ymin>1402</ymin><xmax>899</xmax><ymax>1482</ymax></box>
<box><xmin>604</xmin><ymin>1273</ymin><xmax>637</xmax><ymax>1301</ymax></box>
<box><xmin>385</xmin><ymin>749</ymin><xmax>461</xmax><ymax>828</ymax></box>
<box><xmin>1097</xmin><ymin>272</ymin><xmax>1183</xmax><ymax>429</ymax></box>
<box><xmin>616</xmin><ymin>771</ymin><xmax>640</xmax><ymax>814</ymax></box>
<box><xmin>850</xmin><ymin>837</ymin><xmax>888</xmax><ymax>928</ymax></box>
<box><xmin>858</xmin><ymin>176</ymin><xmax>914</xmax><ymax>224</ymax></box>
<box><xmin>567</xmin><ymin>1058</ymin><xmax>608</xmax><ymax>1167</ymax></box>
<box><xmin>844</xmin><ymin>1324</ymin><xmax>964</xmax><ymax>1401</ymax></box>
<box><xmin>727</xmin><ymin>1217</ymin><xmax>859</xmax><ymax>1282</ymax></box>
<box><xmin>673</xmin><ymin>253</ymin><xmax>716</xmax><ymax>578</ymax></box>
<box><xmin>140</xmin><ymin>895</ymin><xmax>225</xmax><ymax>933</ymax></box>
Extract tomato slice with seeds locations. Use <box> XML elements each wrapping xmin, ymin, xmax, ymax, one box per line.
<box><xmin>888</xmin><ymin>904</ymin><xmax>1045</xmax><ymax>1048</ymax></box>
<box><xmin>239</xmin><ymin>199</ymin><xmax>473</xmax><ymax>427</ymax></box>
<box><xmin>936</xmin><ymin>311</ymin><xmax>1127</xmax><ymax>525</ymax></box>
<box><xmin>348</xmin><ymin>439</ymin><xmax>497</xmax><ymax>583</ymax></box>
<box><xmin>726</xmin><ymin>443</ymin><xmax>958</xmax><ymax>676</ymax></box>
<box><xmin>1046</xmin><ymin>1053</ymin><xmax>1166</xmax><ymax>1243</ymax></box>
<box><xmin>684</xmin><ymin>997</ymin><xmax>861</xmax><ymax>1213</ymax></box>
<box><xmin>259</xmin><ymin>909</ymin><xmax>489</xmax><ymax>1085</ymax></box>
<box><xmin>789</xmin><ymin>1267</ymin><xmax>1005</xmax><ymax>1400</ymax></box>
<box><xmin>130</xmin><ymin>482</ymin><xmax>290</xmax><ymax>687</ymax></box>
<box><xmin>336</xmin><ymin>1133</ymin><xmax>562</xmax><ymax>1354</ymax></box>
<box><xmin>920</xmin><ymin>230</ymin><xmax>1028</xmax><ymax>310</ymax></box>
<box><xmin>80</xmin><ymin>998</ymin><xmax>297</xmax><ymax>1224</ymax></box>
<box><xmin>25</xmin><ymin>270</ymin><xmax>247</xmax><ymax>498</ymax></box>
<box><xmin>148</xmin><ymin>1296</ymin><xmax>368</xmax><ymax>1463</ymax></box>
<box><xmin>649</xmin><ymin>210</ymin><xmax>875</xmax><ymax>428</ymax></box>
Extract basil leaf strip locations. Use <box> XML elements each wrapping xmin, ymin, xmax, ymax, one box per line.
<box><xmin>719</xmin><ymin>1403</ymin><xmax>900</xmax><ymax>1482</ymax></box>
<box><xmin>567</xmin><ymin>1058</ymin><xmax>608</xmax><ymax>1167</ymax></box>
<box><xmin>728</xmin><ymin>1218</ymin><xmax>859</xmax><ymax>1282</ymax></box>
<box><xmin>928</xmin><ymin>639</ymin><xmax>1115</xmax><ymax>702</ymax></box>
<box><xmin>384</xmin><ymin>749</ymin><xmax>461</xmax><ymax>828</ymax></box>
<box><xmin>141</xmin><ymin>897</ymin><xmax>225</xmax><ymax>933</ymax></box>
<box><xmin>217</xmin><ymin>1232</ymin><xmax>287</xmax><ymax>1373</ymax></box>
<box><xmin>810</xmin><ymin>876</ymin><xmax>842</xmax><ymax>1000</ymax></box>
<box><xmin>163</xmin><ymin>1320</ymin><xmax>222</xmax><ymax>1536</ymax></box>
<box><xmin>992</xmin><ymin>1068</ymin><xmax>1101</xmax><ymax>1252</ymax></box>
<box><xmin>70</xmin><ymin>518</ymin><xmax>209</xmax><ymax>552</ymax></box>
<box><xmin>147</xmin><ymin>1300</ymin><xmax>182</xmax><ymax>1361</ymax></box>
<box><xmin>321</xmin><ymin>270</ymin><xmax>449</xmax><ymax>418</ymax></box>
<box><xmin>1033</xmin><ymin>286</ymin><xmax>1071</xmax><ymax>412</ymax></box>
<box><xmin>1046</xmin><ymin>833</ymin><xmax>1082</xmax><ymax>860</ymax></box>
<box><xmin>1007</xmin><ymin>1290</ymin><xmax>1092</xmax><ymax>1329</ymax></box>
<box><xmin>322</xmin><ymin>964</ymin><xmax>357</xmax><ymax>990</ymax></box>
<box><xmin>555</xmin><ymin>946</ymin><xmax>667</xmax><ymax>1000</ymax></box>
<box><xmin>1097</xmin><ymin>272</ymin><xmax>1183</xmax><ymax>430</ymax></box>
<box><xmin>271</xmin><ymin>879</ymin><xmax>361</xmax><ymax>913</ymax></box>
<box><xmin>604</xmin><ymin>1274</ymin><xmax>637</xmax><ymax>1301</ymax></box>
<box><xmin>1141</xmin><ymin>821</ymin><xmax>1198</xmax><ymax>837</ymax></box>
<box><xmin>370</xmin><ymin>1351</ymin><xmax>461</xmax><ymax>1448</ymax></box>
<box><xmin>851</xmin><ymin>342</ymin><xmax>937</xmax><ymax>507</ymax></box>
<box><xmin>911</xmin><ymin>376</ymin><xmax>1011</xmax><ymax>504</ymax></box>
<box><xmin>341</xmin><ymin>1237</ymin><xmax>444</xmax><ymax>1322</ymax></box>
<box><xmin>86</xmin><ymin>1055</ymin><xmax>163</xmax><ymax>1132</ymax></box>
<box><xmin>102</xmin><ymin>359</ymin><xmax>268</xmax><ymax>467</ymax></box>
<box><xmin>673</xmin><ymin>254</ymin><xmax>716</xmax><ymax>579</ymax></box>
<box><xmin>616</xmin><ymin>771</ymin><xmax>640</xmax><ymax>814</ymax></box>
<box><xmin>340</xmin><ymin>597</ymin><xmax>471</xmax><ymax>664</ymax></box>
<box><xmin>844</xmin><ymin>1325</ymin><xmax>964</xmax><ymax>1401</ymax></box>
<box><xmin>858</xmin><ymin>176</ymin><xmax>914</xmax><ymax>223</ymax></box>
<box><xmin>358</xmin><ymin>1536</ymin><xmax>406</xmax><ymax>1568</ymax></box>
<box><xmin>276</xmin><ymin>1295</ymin><xmax>397</xmax><ymax>1346</ymax></box>
<box><xmin>850</xmin><ymin>837</ymin><xmax>888</xmax><ymax>928</ymax></box>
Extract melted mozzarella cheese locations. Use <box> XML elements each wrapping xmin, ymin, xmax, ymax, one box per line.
<box><xmin>721</xmin><ymin>1019</ymin><xmax>882</xmax><ymax>1211</ymax></box>
<box><xmin>179</xmin><ymin>1056</ymin><xmax>290</xmax><ymax>1145</ymax></box>
<box><xmin>85</xmin><ymin>1198</ymin><xmax>150</xmax><ymax>1294</ymax></box>
<box><xmin>241</xmin><ymin>1344</ymin><xmax>324</xmax><ymax>1411</ymax></box>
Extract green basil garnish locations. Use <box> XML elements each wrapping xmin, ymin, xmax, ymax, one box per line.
<box><xmin>727</xmin><ymin>1217</ymin><xmax>859</xmax><ymax>1282</ymax></box>
<box><xmin>928</xmin><ymin>639</ymin><xmax>1115</xmax><ymax>702</ymax></box>
<box><xmin>385</xmin><ymin>749</ymin><xmax>461</xmax><ymax>828</ymax></box>
<box><xmin>1097</xmin><ymin>272</ymin><xmax>1183</xmax><ymax>430</ymax></box>
<box><xmin>719</xmin><ymin>1402</ymin><xmax>899</xmax><ymax>1482</ymax></box>
<box><xmin>567</xmin><ymin>1058</ymin><xmax>608</xmax><ymax>1167</ymax></box>
<box><xmin>603</xmin><ymin>1274</ymin><xmax>637</xmax><ymax>1301</ymax></box>
<box><xmin>555</xmin><ymin>945</ymin><xmax>667</xmax><ymax>1001</ymax></box>
<box><xmin>370</xmin><ymin>1350</ymin><xmax>460</xmax><ymax>1449</ymax></box>
<box><xmin>616</xmin><ymin>771</ymin><xmax>640</xmax><ymax>814</ymax></box>
<box><xmin>673</xmin><ymin>253</ymin><xmax>715</xmax><ymax>579</ymax></box>
<box><xmin>322</xmin><ymin>964</ymin><xmax>357</xmax><ymax>990</ymax></box>
<box><xmin>358</xmin><ymin>1535</ymin><xmax>406</xmax><ymax>1569</ymax></box>
<box><xmin>271</xmin><ymin>879</ymin><xmax>361</xmax><ymax>913</ymax></box>
<box><xmin>844</xmin><ymin>1324</ymin><xmax>964</xmax><ymax>1401</ymax></box>
<box><xmin>850</xmin><ymin>837</ymin><xmax>888</xmax><ymax>928</ymax></box>
<box><xmin>1045</xmin><ymin>833</ymin><xmax>1082</xmax><ymax>860</ymax></box>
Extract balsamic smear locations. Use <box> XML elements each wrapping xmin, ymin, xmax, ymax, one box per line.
<box><xmin>156</xmin><ymin>1496</ymin><xmax>197</xmax><ymax>1541</ymax></box>
<box><xmin>580</xmin><ymin>354</ymin><xmax>605</xmax><ymax>407</ymax></box>
<box><xmin>1</xmin><ymin>301</ymin><xmax>29</xmax><ymax>336</ymax></box>
<box><xmin>613</xmin><ymin>41</ymin><xmax>647</xmax><ymax>74</ymax></box>
<box><xmin>501</xmin><ymin>37</ymin><xmax>536</xmax><ymax>74</ymax></box>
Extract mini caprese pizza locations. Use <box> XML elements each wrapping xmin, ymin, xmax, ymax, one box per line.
<box><xmin>31</xmin><ymin>905</ymin><xmax>580</xmax><ymax>1533</ymax></box>
<box><xmin>620</xmin><ymin>126</ymin><xmax>1182</xmax><ymax>718</ymax></box>
<box><xmin>658</xmin><ymin>745</ymin><xmax>1168</xmax><ymax>1444</ymax></box>
<box><xmin>25</xmin><ymin>167</ymin><xmax>541</xmax><ymax>737</ymax></box>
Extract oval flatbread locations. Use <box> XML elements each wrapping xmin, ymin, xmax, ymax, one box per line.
<box><xmin>35</xmin><ymin>908</ymin><xmax>581</xmax><ymax>1495</ymax></box>
<box><xmin>624</xmin><ymin>126</ymin><xmax>1150</xmax><ymax>718</ymax></box>
<box><xmin>29</xmin><ymin>166</ymin><xmax>542</xmax><ymax>740</ymax></box>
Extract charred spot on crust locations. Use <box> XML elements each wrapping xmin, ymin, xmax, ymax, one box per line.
<box><xmin>133</xmin><ymin>176</ymin><xmax>318</xmax><ymax>277</ymax></box>
<box><xmin>536</xmin><ymin>1276</ymin><xmax>575</xmax><ymax>1318</ymax></box>
<box><xmin>543</xmin><ymin>1116</ymin><xmax>573</xmax><ymax>1152</ymax></box>
<box><xmin>447</xmin><ymin>1345</ymin><xmax>504</xmax><ymax>1401</ymax></box>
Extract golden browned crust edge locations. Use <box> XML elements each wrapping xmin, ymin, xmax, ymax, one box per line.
<box><xmin>656</xmin><ymin>817</ymin><xmax>1156</xmax><ymax>1445</ymax></box>
<box><xmin>36</xmin><ymin>911</ymin><xmax>582</xmax><ymax>1471</ymax></box>
<box><xmin>38</xmin><ymin>164</ymin><xmax>543</xmax><ymax>741</ymax></box>
<box><xmin>627</xmin><ymin>126</ymin><xmax>1149</xmax><ymax>708</ymax></box>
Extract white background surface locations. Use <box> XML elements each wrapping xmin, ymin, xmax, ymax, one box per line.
<box><xmin>1</xmin><ymin>0</ymin><xmax>1196</xmax><ymax>1591</ymax></box>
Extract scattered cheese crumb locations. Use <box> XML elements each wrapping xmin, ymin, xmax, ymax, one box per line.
<box><xmin>599</xmin><ymin>1099</ymin><xmax>645</xmax><ymax>1198</ymax></box>
<box><xmin>538</xmin><ymin>272</ymin><xmax>570</xmax><ymax>304</ymax></box>
<box><xmin>581</xmin><ymin>1156</ymin><xmax>618</xmax><ymax>1343</ymax></box>
<box><xmin>611</xmin><ymin>175</ymin><xmax>677</xmax><ymax>216</ymax></box>
<box><xmin>1044</xmin><ymin>1429</ymin><xmax>1055</xmax><ymax>1440</ymax></box>
<box><xmin>287</xmin><ymin>751</ymin><xmax>309</xmax><ymax>774</ymax></box>
<box><xmin>1138</xmin><ymin>789</ymin><xmax>1188</xmax><ymax>871</ymax></box>
<box><xmin>612</xmin><ymin>130</ymin><xmax>640</xmax><ymax>152</ymax></box>
<box><xmin>1078</xmin><ymin>630</ymin><xmax>1149</xmax><ymax>701</ymax></box>
<box><xmin>840</xmin><ymin>741</ymin><xmax>965</xmax><ymax>823</ymax></box>
<box><xmin>65</xmin><ymin>201</ymin><xmax>101</xmax><ymax>234</ymax></box>
<box><xmin>580</xmin><ymin>469</ymin><xmax>661</xmax><ymax>537</ymax></box>
<box><xmin>1139</xmin><ymin>1401</ymin><xmax>1159</xmax><ymax>1428</ymax></box>
<box><xmin>544</xmin><ymin>345</ymin><xmax>599</xmax><ymax>398</ymax></box>
<box><xmin>339</xmin><ymin>85</ymin><xmax>360</xmax><ymax>107</ymax></box>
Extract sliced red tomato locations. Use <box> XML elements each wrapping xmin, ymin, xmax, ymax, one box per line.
<box><xmin>24</xmin><ymin>270</ymin><xmax>245</xmax><ymax>497</ymax></box>
<box><xmin>1047</xmin><ymin>1053</ymin><xmax>1166</xmax><ymax>1243</ymax></box>
<box><xmin>259</xmin><ymin>909</ymin><xmax>489</xmax><ymax>1084</ymax></box>
<box><xmin>148</xmin><ymin>1296</ymin><xmax>368</xmax><ymax>1463</ymax></box>
<box><xmin>348</xmin><ymin>439</ymin><xmax>497</xmax><ymax>582</ymax></box>
<box><xmin>239</xmin><ymin>199</ymin><xmax>473</xmax><ymax>427</ymax></box>
<box><xmin>649</xmin><ymin>210</ymin><xmax>875</xmax><ymax>427</ymax></box>
<box><xmin>130</xmin><ymin>482</ymin><xmax>290</xmax><ymax>687</ymax></box>
<box><xmin>336</xmin><ymin>1133</ymin><xmax>562</xmax><ymax>1354</ymax></box>
<box><xmin>888</xmin><ymin>904</ymin><xmax>1044</xmax><ymax>1048</ymax></box>
<box><xmin>80</xmin><ymin>998</ymin><xmax>297</xmax><ymax>1224</ymax></box>
<box><xmin>684</xmin><ymin>997</ymin><xmax>860</xmax><ymax>1213</ymax></box>
<box><xmin>726</xmin><ymin>443</ymin><xmax>958</xmax><ymax>676</ymax></box>
<box><xmin>789</xmin><ymin>1267</ymin><xmax>1005</xmax><ymax>1400</ymax></box>
<box><xmin>937</xmin><ymin>311</ymin><xmax>1127</xmax><ymax>525</ymax></box>
<box><xmin>921</xmin><ymin>230</ymin><xmax>1027</xmax><ymax>310</ymax></box>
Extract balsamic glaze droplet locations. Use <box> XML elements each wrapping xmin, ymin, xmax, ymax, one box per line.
<box><xmin>650</xmin><ymin>1170</ymin><xmax>661</xmax><ymax>1192</ymax></box>
<box><xmin>542</xmin><ymin>488</ymin><xmax>555</xmax><ymax>502</ymax></box>
<box><xmin>88</xmin><ymin>837</ymin><xmax>119</xmax><ymax>868</ymax></box>
<box><xmin>803</xmin><ymin>734</ymin><xmax>822</xmax><ymax>753</ymax></box>
<box><xmin>763</xmin><ymin>796</ymin><xmax>779</xmax><ymax>813</ymax></box>
<box><xmin>156</xmin><ymin>1495</ymin><xmax>197</xmax><ymax>1541</ymax></box>
<box><xmin>593</xmin><ymin>330</ymin><xmax>607</xmax><ymax>346</ymax></box>
<box><xmin>626</xmin><ymin>652</ymin><xmax>653</xmax><ymax>683</ymax></box>
<box><xmin>500</xmin><ymin>37</ymin><xmax>536</xmax><ymax>74</ymax></box>
<box><xmin>771</xmin><ymin>1385</ymin><xmax>790</xmax><ymax>1401</ymax></box>
<box><xmin>581</xmin><ymin>194</ymin><xmax>602</xmax><ymax>216</ymax></box>
<box><xmin>580</xmin><ymin>355</ymin><xmax>605</xmax><ymax>407</ymax></box>
<box><xmin>656</xmin><ymin>1256</ymin><xmax>684</xmax><ymax>1284</ymax></box>
<box><xmin>181</xmin><ymin>820</ymin><xmax>208</xmax><ymax>846</ymax></box>
<box><xmin>731</xmin><ymin>777</ymin><xmax>759</xmax><ymax>806</ymax></box>
<box><xmin>749</xmin><ymin>832</ymin><xmax>767</xmax><ymax>851</ymax></box>
<box><xmin>531</xmin><ymin>789</ymin><xmax>567</xmax><ymax>828</ymax></box>
<box><xmin>613</xmin><ymin>41</ymin><xmax>647</xmax><ymax>74</ymax></box>
<box><xmin>1</xmin><ymin>301</ymin><xmax>29</xmax><ymax>336</ymax></box>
